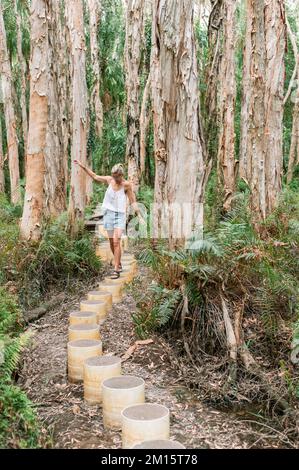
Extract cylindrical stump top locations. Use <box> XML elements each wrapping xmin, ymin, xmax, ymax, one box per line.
<box><xmin>121</xmin><ymin>404</ymin><xmax>170</xmax><ymax>450</ymax></box>
<box><xmin>69</xmin><ymin>311</ymin><xmax>97</xmax><ymax>326</ymax></box>
<box><xmin>102</xmin><ymin>376</ymin><xmax>145</xmax><ymax>431</ymax></box>
<box><xmin>132</xmin><ymin>440</ymin><xmax>186</xmax><ymax>449</ymax></box>
<box><xmin>122</xmin><ymin>403</ymin><xmax>169</xmax><ymax>421</ymax></box>
<box><xmin>80</xmin><ymin>300</ymin><xmax>107</xmax><ymax>324</ymax></box>
<box><xmin>103</xmin><ymin>376</ymin><xmax>144</xmax><ymax>390</ymax></box>
<box><xmin>85</xmin><ymin>355</ymin><xmax>122</xmax><ymax>368</ymax></box>
<box><xmin>84</xmin><ymin>355</ymin><xmax>122</xmax><ymax>405</ymax></box>
<box><xmin>87</xmin><ymin>291</ymin><xmax>113</xmax><ymax>308</ymax></box>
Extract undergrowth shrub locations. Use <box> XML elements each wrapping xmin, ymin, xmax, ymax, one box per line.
<box><xmin>0</xmin><ymin>289</ymin><xmax>44</xmax><ymax>448</ymax></box>
<box><xmin>0</xmin><ymin>198</ymin><xmax>102</xmax><ymax>308</ymax></box>
<box><xmin>133</xmin><ymin>187</ymin><xmax>299</xmax><ymax>404</ymax></box>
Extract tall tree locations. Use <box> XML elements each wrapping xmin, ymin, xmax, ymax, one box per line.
<box><xmin>20</xmin><ymin>0</ymin><xmax>49</xmax><ymax>240</ymax></box>
<box><xmin>0</xmin><ymin>2</ymin><xmax>21</xmax><ymax>204</ymax></box>
<box><xmin>240</xmin><ymin>0</ymin><xmax>286</xmax><ymax>225</ymax></box>
<box><xmin>14</xmin><ymin>0</ymin><xmax>28</xmax><ymax>154</ymax></box>
<box><xmin>151</xmin><ymin>0</ymin><xmax>210</xmax><ymax>247</ymax></box>
<box><xmin>67</xmin><ymin>0</ymin><xmax>88</xmax><ymax>226</ymax></box>
<box><xmin>44</xmin><ymin>0</ymin><xmax>68</xmax><ymax>217</ymax></box>
<box><xmin>287</xmin><ymin>75</ymin><xmax>299</xmax><ymax>183</ymax></box>
<box><xmin>0</xmin><ymin>118</ymin><xmax>4</xmax><ymax>193</ymax></box>
<box><xmin>87</xmin><ymin>0</ymin><xmax>103</xmax><ymax>138</ymax></box>
<box><xmin>216</xmin><ymin>0</ymin><xmax>237</xmax><ymax>211</ymax></box>
<box><xmin>205</xmin><ymin>0</ymin><xmax>223</xmax><ymax>124</ymax></box>
<box><xmin>125</xmin><ymin>0</ymin><xmax>145</xmax><ymax>193</ymax></box>
<box><xmin>140</xmin><ymin>71</ymin><xmax>151</xmax><ymax>177</ymax></box>
<box><xmin>286</xmin><ymin>15</ymin><xmax>299</xmax><ymax>184</ymax></box>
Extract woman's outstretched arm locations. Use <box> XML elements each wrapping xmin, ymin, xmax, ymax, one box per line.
<box><xmin>74</xmin><ymin>160</ymin><xmax>111</xmax><ymax>184</ymax></box>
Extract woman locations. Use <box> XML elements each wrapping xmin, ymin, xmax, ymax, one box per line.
<box><xmin>74</xmin><ymin>161</ymin><xmax>142</xmax><ymax>279</ymax></box>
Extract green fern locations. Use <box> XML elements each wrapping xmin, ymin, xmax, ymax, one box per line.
<box><xmin>0</xmin><ymin>331</ymin><xmax>33</xmax><ymax>382</ymax></box>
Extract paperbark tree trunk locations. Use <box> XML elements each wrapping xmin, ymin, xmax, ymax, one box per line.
<box><xmin>14</xmin><ymin>0</ymin><xmax>28</xmax><ymax>154</ymax></box>
<box><xmin>287</xmin><ymin>81</ymin><xmax>299</xmax><ymax>183</ymax></box>
<box><xmin>240</xmin><ymin>0</ymin><xmax>286</xmax><ymax>225</ymax></box>
<box><xmin>0</xmin><ymin>119</ymin><xmax>4</xmax><ymax>193</ymax></box>
<box><xmin>140</xmin><ymin>71</ymin><xmax>151</xmax><ymax>177</ymax></box>
<box><xmin>216</xmin><ymin>0</ymin><xmax>237</xmax><ymax>212</ymax></box>
<box><xmin>125</xmin><ymin>0</ymin><xmax>145</xmax><ymax>193</ymax></box>
<box><xmin>44</xmin><ymin>0</ymin><xmax>68</xmax><ymax>217</ymax></box>
<box><xmin>286</xmin><ymin>18</ymin><xmax>299</xmax><ymax>184</ymax></box>
<box><xmin>67</xmin><ymin>0</ymin><xmax>88</xmax><ymax>227</ymax></box>
<box><xmin>205</xmin><ymin>0</ymin><xmax>223</xmax><ymax>123</ymax></box>
<box><xmin>0</xmin><ymin>2</ymin><xmax>21</xmax><ymax>204</ymax></box>
<box><xmin>151</xmin><ymin>0</ymin><xmax>210</xmax><ymax>247</ymax></box>
<box><xmin>87</xmin><ymin>0</ymin><xmax>103</xmax><ymax>138</ymax></box>
<box><xmin>20</xmin><ymin>0</ymin><xmax>49</xmax><ymax>240</ymax></box>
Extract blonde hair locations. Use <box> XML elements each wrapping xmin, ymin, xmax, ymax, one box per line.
<box><xmin>111</xmin><ymin>163</ymin><xmax>124</xmax><ymax>175</ymax></box>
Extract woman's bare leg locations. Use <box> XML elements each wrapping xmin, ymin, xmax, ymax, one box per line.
<box><xmin>113</xmin><ymin>228</ymin><xmax>123</xmax><ymax>271</ymax></box>
<box><xmin>107</xmin><ymin>231</ymin><xmax>114</xmax><ymax>258</ymax></box>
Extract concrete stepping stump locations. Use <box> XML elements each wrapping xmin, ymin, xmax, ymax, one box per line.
<box><xmin>121</xmin><ymin>404</ymin><xmax>170</xmax><ymax>449</ymax></box>
<box><xmin>68</xmin><ymin>339</ymin><xmax>102</xmax><ymax>383</ymax></box>
<box><xmin>103</xmin><ymin>276</ymin><xmax>126</xmax><ymax>287</ymax></box>
<box><xmin>122</xmin><ymin>259</ymin><xmax>137</xmax><ymax>274</ymax></box>
<box><xmin>99</xmin><ymin>282</ymin><xmax>123</xmax><ymax>303</ymax></box>
<box><xmin>102</xmin><ymin>376</ymin><xmax>145</xmax><ymax>430</ymax></box>
<box><xmin>68</xmin><ymin>324</ymin><xmax>100</xmax><ymax>342</ymax></box>
<box><xmin>132</xmin><ymin>440</ymin><xmax>185</xmax><ymax>449</ymax></box>
<box><xmin>69</xmin><ymin>311</ymin><xmax>97</xmax><ymax>326</ymax></box>
<box><xmin>84</xmin><ymin>355</ymin><xmax>122</xmax><ymax>405</ymax></box>
<box><xmin>87</xmin><ymin>290</ymin><xmax>113</xmax><ymax>310</ymax></box>
<box><xmin>80</xmin><ymin>300</ymin><xmax>107</xmax><ymax>324</ymax></box>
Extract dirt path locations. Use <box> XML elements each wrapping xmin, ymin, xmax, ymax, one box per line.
<box><xmin>19</xmin><ymin>270</ymin><xmax>277</xmax><ymax>449</ymax></box>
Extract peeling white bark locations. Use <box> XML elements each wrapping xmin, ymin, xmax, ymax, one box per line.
<box><xmin>87</xmin><ymin>0</ymin><xmax>103</xmax><ymax>138</ymax></box>
<box><xmin>151</xmin><ymin>0</ymin><xmax>209</xmax><ymax>246</ymax></box>
<box><xmin>240</xmin><ymin>0</ymin><xmax>286</xmax><ymax>223</ymax></box>
<box><xmin>140</xmin><ymin>71</ymin><xmax>151</xmax><ymax>176</ymax></box>
<box><xmin>0</xmin><ymin>2</ymin><xmax>21</xmax><ymax>204</ymax></box>
<box><xmin>0</xmin><ymin>119</ymin><xmax>4</xmax><ymax>193</ymax></box>
<box><xmin>216</xmin><ymin>0</ymin><xmax>237</xmax><ymax>211</ymax></box>
<box><xmin>20</xmin><ymin>0</ymin><xmax>49</xmax><ymax>240</ymax></box>
<box><xmin>14</xmin><ymin>0</ymin><xmax>28</xmax><ymax>154</ymax></box>
<box><xmin>67</xmin><ymin>0</ymin><xmax>88</xmax><ymax>225</ymax></box>
<box><xmin>44</xmin><ymin>0</ymin><xmax>68</xmax><ymax>217</ymax></box>
<box><xmin>125</xmin><ymin>0</ymin><xmax>145</xmax><ymax>193</ymax></box>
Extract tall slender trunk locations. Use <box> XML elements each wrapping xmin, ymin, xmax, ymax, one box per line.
<box><xmin>286</xmin><ymin>17</ymin><xmax>299</xmax><ymax>184</ymax></box>
<box><xmin>240</xmin><ymin>0</ymin><xmax>286</xmax><ymax>224</ymax></box>
<box><xmin>205</xmin><ymin>0</ymin><xmax>223</xmax><ymax>123</ymax></box>
<box><xmin>0</xmin><ymin>119</ymin><xmax>4</xmax><ymax>193</ymax></box>
<box><xmin>44</xmin><ymin>0</ymin><xmax>68</xmax><ymax>217</ymax></box>
<box><xmin>125</xmin><ymin>0</ymin><xmax>145</xmax><ymax>193</ymax></box>
<box><xmin>0</xmin><ymin>2</ymin><xmax>21</xmax><ymax>204</ymax></box>
<box><xmin>20</xmin><ymin>0</ymin><xmax>49</xmax><ymax>240</ymax></box>
<box><xmin>14</xmin><ymin>0</ymin><xmax>28</xmax><ymax>154</ymax></box>
<box><xmin>216</xmin><ymin>0</ymin><xmax>237</xmax><ymax>211</ymax></box>
<box><xmin>67</xmin><ymin>0</ymin><xmax>88</xmax><ymax>226</ymax></box>
<box><xmin>140</xmin><ymin>72</ymin><xmax>151</xmax><ymax>177</ymax></box>
<box><xmin>87</xmin><ymin>0</ymin><xmax>103</xmax><ymax>138</ymax></box>
<box><xmin>151</xmin><ymin>0</ymin><xmax>210</xmax><ymax>247</ymax></box>
<box><xmin>287</xmin><ymin>79</ymin><xmax>299</xmax><ymax>183</ymax></box>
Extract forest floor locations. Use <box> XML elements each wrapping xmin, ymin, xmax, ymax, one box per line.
<box><xmin>18</xmin><ymin>267</ymin><xmax>291</xmax><ymax>449</ymax></box>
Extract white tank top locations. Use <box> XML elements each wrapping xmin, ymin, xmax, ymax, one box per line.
<box><xmin>102</xmin><ymin>183</ymin><xmax>127</xmax><ymax>213</ymax></box>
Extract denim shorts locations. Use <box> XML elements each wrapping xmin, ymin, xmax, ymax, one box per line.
<box><xmin>103</xmin><ymin>209</ymin><xmax>126</xmax><ymax>231</ymax></box>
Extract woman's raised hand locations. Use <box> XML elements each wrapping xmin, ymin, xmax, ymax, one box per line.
<box><xmin>74</xmin><ymin>160</ymin><xmax>84</xmax><ymax>168</ymax></box>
